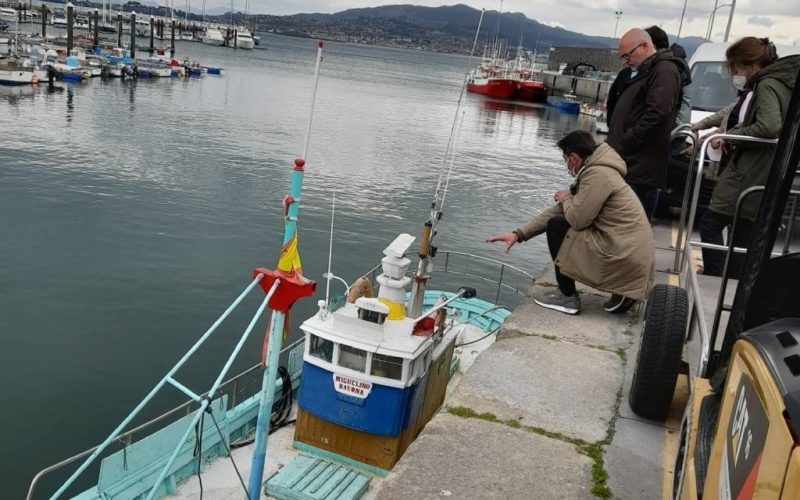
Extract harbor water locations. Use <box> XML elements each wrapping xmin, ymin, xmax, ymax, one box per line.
<box><xmin>0</xmin><ymin>34</ymin><xmax>593</xmax><ymax>497</ymax></box>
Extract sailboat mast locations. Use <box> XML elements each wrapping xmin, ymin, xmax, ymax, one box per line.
<box><xmin>491</xmin><ymin>0</ymin><xmax>503</xmax><ymax>60</ymax></box>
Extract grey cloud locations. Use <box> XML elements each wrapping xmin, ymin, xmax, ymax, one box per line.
<box><xmin>747</xmin><ymin>16</ymin><xmax>776</xmax><ymax>27</ymax></box>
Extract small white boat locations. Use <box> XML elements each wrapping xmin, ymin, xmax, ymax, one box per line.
<box><xmin>0</xmin><ymin>7</ymin><xmax>17</xmax><ymax>22</ymax></box>
<box><xmin>0</xmin><ymin>66</ymin><xmax>36</xmax><ymax>85</ymax></box>
<box><xmin>135</xmin><ymin>19</ymin><xmax>150</xmax><ymax>37</ymax></box>
<box><xmin>74</xmin><ymin>16</ymin><xmax>90</xmax><ymax>30</ymax></box>
<box><xmin>137</xmin><ymin>61</ymin><xmax>172</xmax><ymax>78</ymax></box>
<box><xmin>201</xmin><ymin>27</ymin><xmax>224</xmax><ymax>46</ymax></box>
<box><xmin>52</xmin><ymin>11</ymin><xmax>67</xmax><ymax>28</ymax></box>
<box><xmin>234</xmin><ymin>29</ymin><xmax>254</xmax><ymax>49</ymax></box>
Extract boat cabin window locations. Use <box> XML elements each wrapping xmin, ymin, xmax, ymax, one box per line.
<box><xmin>358</xmin><ymin>308</ymin><xmax>386</xmax><ymax>325</ymax></box>
<box><xmin>338</xmin><ymin>344</ymin><xmax>368</xmax><ymax>373</ymax></box>
<box><xmin>370</xmin><ymin>353</ymin><xmax>404</xmax><ymax>380</ymax></box>
<box><xmin>308</xmin><ymin>334</ymin><xmax>334</xmax><ymax>362</ymax></box>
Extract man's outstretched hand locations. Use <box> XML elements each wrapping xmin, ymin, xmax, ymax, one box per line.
<box><xmin>486</xmin><ymin>233</ymin><xmax>518</xmax><ymax>254</ymax></box>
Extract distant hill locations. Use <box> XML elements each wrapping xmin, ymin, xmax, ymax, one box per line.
<box><xmin>291</xmin><ymin>4</ymin><xmax>706</xmax><ymax>57</ymax></box>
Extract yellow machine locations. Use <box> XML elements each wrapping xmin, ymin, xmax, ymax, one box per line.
<box><xmin>628</xmin><ymin>68</ymin><xmax>800</xmax><ymax>498</ymax></box>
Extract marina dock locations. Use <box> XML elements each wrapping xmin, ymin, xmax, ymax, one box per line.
<box><xmin>368</xmin><ymin>220</ymin><xmax>686</xmax><ymax>499</ymax></box>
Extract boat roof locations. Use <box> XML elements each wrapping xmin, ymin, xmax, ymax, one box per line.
<box><xmin>300</xmin><ymin>303</ymin><xmax>432</xmax><ymax>360</ymax></box>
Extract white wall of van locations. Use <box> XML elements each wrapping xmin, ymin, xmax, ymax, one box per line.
<box><xmin>687</xmin><ymin>41</ymin><xmax>800</xmax><ymax>124</ymax></box>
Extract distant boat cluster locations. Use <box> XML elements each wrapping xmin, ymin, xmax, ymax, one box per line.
<box><xmin>0</xmin><ymin>4</ymin><xmax>267</xmax><ymax>86</ymax></box>
<box><xmin>466</xmin><ymin>53</ymin><xmax>549</xmax><ymax>103</ymax></box>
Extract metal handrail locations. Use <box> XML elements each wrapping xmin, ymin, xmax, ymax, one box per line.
<box><xmin>672</xmin><ymin>127</ymin><xmax>699</xmax><ymax>270</ymax></box>
<box><xmin>680</xmin><ymin>133</ymin><xmax>779</xmax><ymax>268</ymax></box>
<box><xmin>26</xmin><ymin>335</ymin><xmax>306</xmax><ymax>500</ymax></box>
<box><xmin>677</xmin><ymin>133</ymin><xmax>780</xmax><ymax>378</ymax></box>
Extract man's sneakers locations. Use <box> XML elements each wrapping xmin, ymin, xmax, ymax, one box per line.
<box><xmin>603</xmin><ymin>294</ymin><xmax>637</xmax><ymax>314</ymax></box>
<box><xmin>534</xmin><ymin>288</ymin><xmax>581</xmax><ymax>315</ymax></box>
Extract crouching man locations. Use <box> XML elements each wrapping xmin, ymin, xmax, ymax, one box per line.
<box><xmin>487</xmin><ymin>131</ymin><xmax>654</xmax><ymax>315</ymax></box>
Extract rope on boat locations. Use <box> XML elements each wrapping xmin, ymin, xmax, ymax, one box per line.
<box><xmin>432</xmin><ymin>8</ymin><xmax>485</xmax><ymax>221</ymax></box>
<box><xmin>302</xmin><ymin>41</ymin><xmax>325</xmax><ymax>161</ymax></box>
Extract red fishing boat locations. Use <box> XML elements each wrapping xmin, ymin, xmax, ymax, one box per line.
<box><xmin>466</xmin><ymin>72</ymin><xmax>517</xmax><ymax>98</ymax></box>
<box><xmin>466</xmin><ymin>59</ymin><xmax>517</xmax><ymax>99</ymax></box>
<box><xmin>515</xmin><ymin>77</ymin><xmax>548</xmax><ymax>103</ymax></box>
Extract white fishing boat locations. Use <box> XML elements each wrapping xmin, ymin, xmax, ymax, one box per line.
<box><xmin>235</xmin><ymin>29</ymin><xmax>255</xmax><ymax>49</ymax></box>
<box><xmin>202</xmin><ymin>27</ymin><xmax>224</xmax><ymax>46</ymax></box>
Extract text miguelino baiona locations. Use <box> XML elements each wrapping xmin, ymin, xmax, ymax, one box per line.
<box><xmin>334</xmin><ymin>374</ymin><xmax>372</xmax><ymax>397</ymax></box>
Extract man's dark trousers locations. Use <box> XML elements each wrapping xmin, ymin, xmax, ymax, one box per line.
<box><xmin>546</xmin><ymin>215</ymin><xmax>577</xmax><ymax>296</ymax></box>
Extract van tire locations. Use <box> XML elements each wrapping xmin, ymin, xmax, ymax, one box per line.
<box><xmin>629</xmin><ymin>284</ymin><xmax>689</xmax><ymax>420</ymax></box>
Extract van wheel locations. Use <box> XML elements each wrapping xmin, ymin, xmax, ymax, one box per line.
<box><xmin>629</xmin><ymin>284</ymin><xmax>689</xmax><ymax>420</ymax></box>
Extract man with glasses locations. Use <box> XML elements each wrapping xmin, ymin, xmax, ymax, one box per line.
<box><xmin>606</xmin><ymin>28</ymin><xmax>683</xmax><ymax>223</ymax></box>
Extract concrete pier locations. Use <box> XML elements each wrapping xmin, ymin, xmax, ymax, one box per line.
<box><xmin>371</xmin><ymin>221</ymin><xmax>682</xmax><ymax>499</ymax></box>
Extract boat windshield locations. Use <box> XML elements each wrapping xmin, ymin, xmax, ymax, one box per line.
<box><xmin>690</xmin><ymin>61</ymin><xmax>737</xmax><ymax>113</ymax></box>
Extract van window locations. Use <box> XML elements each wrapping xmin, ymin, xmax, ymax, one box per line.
<box><xmin>691</xmin><ymin>62</ymin><xmax>737</xmax><ymax>113</ymax></box>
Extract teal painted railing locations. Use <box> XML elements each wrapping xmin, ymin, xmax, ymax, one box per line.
<box><xmin>36</xmin><ymin>276</ymin><xmax>283</xmax><ymax>500</ymax></box>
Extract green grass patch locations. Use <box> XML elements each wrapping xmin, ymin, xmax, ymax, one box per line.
<box><xmin>582</xmin><ymin>443</ymin><xmax>612</xmax><ymax>498</ymax></box>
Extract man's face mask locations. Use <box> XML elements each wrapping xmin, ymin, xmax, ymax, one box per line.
<box><xmin>565</xmin><ymin>154</ymin><xmax>580</xmax><ymax>177</ymax></box>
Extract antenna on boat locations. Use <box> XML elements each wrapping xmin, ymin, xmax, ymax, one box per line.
<box><xmin>324</xmin><ymin>187</ymin><xmax>336</xmax><ymax>308</ymax></box>
<box><xmin>407</xmin><ymin>9</ymin><xmax>485</xmax><ymax>317</ymax></box>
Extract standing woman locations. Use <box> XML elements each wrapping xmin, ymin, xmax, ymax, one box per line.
<box><xmin>699</xmin><ymin>37</ymin><xmax>800</xmax><ymax>277</ymax></box>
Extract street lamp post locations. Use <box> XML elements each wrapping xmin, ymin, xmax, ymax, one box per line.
<box><xmin>614</xmin><ymin>10</ymin><xmax>623</xmax><ymax>38</ymax></box>
<box><xmin>676</xmin><ymin>0</ymin><xmax>688</xmax><ymax>41</ymax></box>
<box><xmin>706</xmin><ymin>2</ymin><xmax>732</xmax><ymax>41</ymax></box>
<box><xmin>723</xmin><ymin>0</ymin><xmax>737</xmax><ymax>42</ymax></box>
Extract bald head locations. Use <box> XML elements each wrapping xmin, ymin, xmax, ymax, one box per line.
<box><xmin>618</xmin><ymin>28</ymin><xmax>656</xmax><ymax>68</ymax></box>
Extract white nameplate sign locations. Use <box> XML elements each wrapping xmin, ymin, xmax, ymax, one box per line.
<box><xmin>333</xmin><ymin>373</ymin><xmax>372</xmax><ymax>399</ymax></box>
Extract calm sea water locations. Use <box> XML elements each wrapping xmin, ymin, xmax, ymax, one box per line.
<box><xmin>0</xmin><ymin>34</ymin><xmax>594</xmax><ymax>497</ymax></box>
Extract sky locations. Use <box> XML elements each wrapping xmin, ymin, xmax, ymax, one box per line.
<box><xmin>223</xmin><ymin>0</ymin><xmax>800</xmax><ymax>47</ymax></box>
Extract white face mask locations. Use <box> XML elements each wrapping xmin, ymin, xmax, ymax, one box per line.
<box><xmin>565</xmin><ymin>157</ymin><xmax>579</xmax><ymax>177</ymax></box>
<box><xmin>732</xmin><ymin>74</ymin><xmax>747</xmax><ymax>91</ymax></box>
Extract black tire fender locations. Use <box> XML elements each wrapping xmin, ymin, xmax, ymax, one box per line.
<box><xmin>629</xmin><ymin>284</ymin><xmax>689</xmax><ymax>420</ymax></box>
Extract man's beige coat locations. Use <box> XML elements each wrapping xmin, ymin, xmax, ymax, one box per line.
<box><xmin>515</xmin><ymin>143</ymin><xmax>654</xmax><ymax>300</ymax></box>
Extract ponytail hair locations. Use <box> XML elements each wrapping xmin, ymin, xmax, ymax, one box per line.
<box><xmin>726</xmin><ymin>37</ymin><xmax>779</xmax><ymax>73</ymax></box>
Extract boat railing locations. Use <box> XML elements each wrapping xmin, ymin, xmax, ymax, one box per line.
<box><xmin>355</xmin><ymin>249</ymin><xmax>535</xmax><ymax>306</ymax></box>
<box><xmin>31</xmin><ymin>274</ymin><xmax>287</xmax><ymax>500</ymax></box>
<box><xmin>26</xmin><ymin>336</ymin><xmax>303</xmax><ymax>500</ymax></box>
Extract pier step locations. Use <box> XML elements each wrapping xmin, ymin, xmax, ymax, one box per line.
<box><xmin>266</xmin><ymin>454</ymin><xmax>371</xmax><ymax>500</ymax></box>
